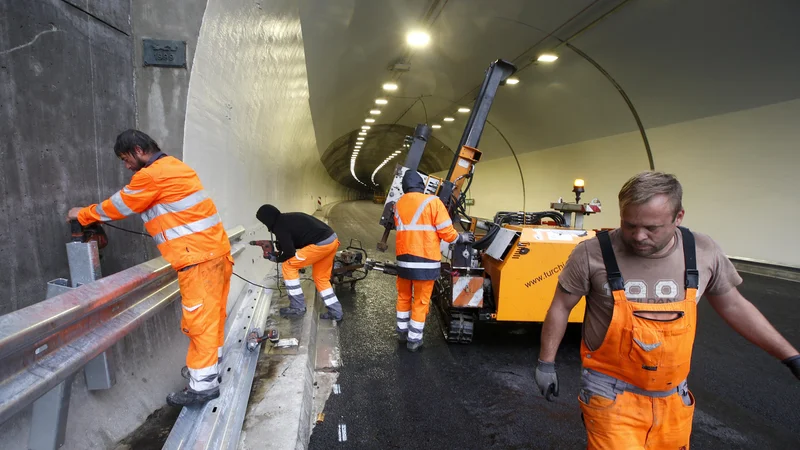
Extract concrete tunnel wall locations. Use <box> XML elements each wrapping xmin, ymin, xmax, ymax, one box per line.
<box><xmin>451</xmin><ymin>98</ymin><xmax>800</xmax><ymax>267</ymax></box>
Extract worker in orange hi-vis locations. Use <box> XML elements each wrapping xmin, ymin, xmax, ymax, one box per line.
<box><xmin>67</xmin><ymin>129</ymin><xmax>232</xmax><ymax>407</ymax></box>
<box><xmin>534</xmin><ymin>171</ymin><xmax>800</xmax><ymax>449</ymax></box>
<box><xmin>393</xmin><ymin>170</ymin><xmax>474</xmax><ymax>352</ymax></box>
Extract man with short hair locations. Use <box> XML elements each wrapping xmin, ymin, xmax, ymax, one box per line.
<box><xmin>68</xmin><ymin>129</ymin><xmax>232</xmax><ymax>407</ymax></box>
<box><xmin>255</xmin><ymin>204</ymin><xmax>344</xmax><ymax>321</ymax></box>
<box><xmin>393</xmin><ymin>170</ymin><xmax>474</xmax><ymax>352</ymax></box>
<box><xmin>534</xmin><ymin>171</ymin><xmax>800</xmax><ymax>449</ymax></box>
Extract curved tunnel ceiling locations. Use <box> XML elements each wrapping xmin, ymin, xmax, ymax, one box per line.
<box><xmin>301</xmin><ymin>0</ymin><xmax>800</xmax><ymax>192</ymax></box>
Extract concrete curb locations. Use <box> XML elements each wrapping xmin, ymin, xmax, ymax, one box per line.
<box><xmin>239</xmin><ymin>281</ymin><xmax>320</xmax><ymax>450</ymax></box>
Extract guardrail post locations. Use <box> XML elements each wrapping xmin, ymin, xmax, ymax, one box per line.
<box><xmin>30</xmin><ymin>240</ymin><xmax>114</xmax><ymax>448</ymax></box>
<box><xmin>66</xmin><ymin>242</ymin><xmax>117</xmax><ymax>390</ymax></box>
<box><xmin>28</xmin><ymin>374</ymin><xmax>76</xmax><ymax>450</ymax></box>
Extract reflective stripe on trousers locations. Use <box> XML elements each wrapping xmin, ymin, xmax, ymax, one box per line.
<box><xmin>284</xmin><ymin>278</ymin><xmax>305</xmax><ymax>310</ymax></box>
<box><xmin>395</xmin><ymin>278</ymin><xmax>434</xmax><ymax>342</ymax></box>
<box><xmin>396</xmin><ymin>310</ymin><xmax>410</xmax><ymax>333</ymax></box>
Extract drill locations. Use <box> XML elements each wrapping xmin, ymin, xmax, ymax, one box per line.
<box><xmin>249</xmin><ymin>240</ymin><xmax>277</xmax><ymax>260</ymax></box>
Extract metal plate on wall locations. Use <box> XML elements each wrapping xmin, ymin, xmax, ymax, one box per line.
<box><xmin>143</xmin><ymin>39</ymin><xmax>186</xmax><ymax>68</ymax></box>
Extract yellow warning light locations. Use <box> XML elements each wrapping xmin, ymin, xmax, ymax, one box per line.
<box><xmin>573</xmin><ymin>179</ymin><xmax>585</xmax><ymax>188</ymax></box>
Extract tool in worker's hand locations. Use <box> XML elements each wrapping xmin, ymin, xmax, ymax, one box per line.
<box><xmin>69</xmin><ymin>219</ymin><xmax>109</xmax><ymax>249</ymax></box>
<box><xmin>249</xmin><ymin>240</ymin><xmax>278</xmax><ymax>261</ymax></box>
<box><xmin>246</xmin><ymin>329</ymin><xmax>279</xmax><ymax>351</ymax></box>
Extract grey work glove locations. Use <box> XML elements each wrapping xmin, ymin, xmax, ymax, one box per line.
<box><xmin>783</xmin><ymin>355</ymin><xmax>800</xmax><ymax>380</ymax></box>
<box><xmin>534</xmin><ymin>359</ymin><xmax>559</xmax><ymax>402</ymax></box>
<box><xmin>266</xmin><ymin>252</ymin><xmax>278</xmax><ymax>263</ymax></box>
<box><xmin>457</xmin><ymin>232</ymin><xmax>475</xmax><ymax>244</ymax></box>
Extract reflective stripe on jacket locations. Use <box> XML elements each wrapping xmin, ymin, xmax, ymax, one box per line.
<box><xmin>393</xmin><ymin>192</ymin><xmax>459</xmax><ymax>280</ymax></box>
<box><xmin>78</xmin><ymin>155</ymin><xmax>230</xmax><ymax>270</ymax></box>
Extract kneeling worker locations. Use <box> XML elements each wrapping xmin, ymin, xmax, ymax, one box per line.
<box><xmin>394</xmin><ymin>170</ymin><xmax>474</xmax><ymax>351</ymax></box>
<box><xmin>256</xmin><ymin>205</ymin><xmax>344</xmax><ymax>321</ymax></box>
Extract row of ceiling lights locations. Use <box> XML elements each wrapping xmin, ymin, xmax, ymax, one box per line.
<box><xmin>350</xmin><ymin>30</ymin><xmax>431</xmax><ymax>186</ymax></box>
<box><xmin>349</xmin><ymin>30</ymin><xmax>559</xmax><ymax>188</ymax></box>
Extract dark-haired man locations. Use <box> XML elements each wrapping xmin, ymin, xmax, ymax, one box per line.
<box><xmin>68</xmin><ymin>129</ymin><xmax>232</xmax><ymax>407</ymax></box>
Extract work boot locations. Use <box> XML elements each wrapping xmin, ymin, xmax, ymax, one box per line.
<box><xmin>319</xmin><ymin>311</ymin><xmax>343</xmax><ymax>322</ymax></box>
<box><xmin>407</xmin><ymin>340</ymin><xmax>423</xmax><ymax>352</ymax></box>
<box><xmin>166</xmin><ymin>386</ymin><xmax>220</xmax><ymax>407</ymax></box>
<box><xmin>397</xmin><ymin>332</ymin><xmax>408</xmax><ymax>343</ymax></box>
<box><xmin>181</xmin><ymin>366</ymin><xmax>223</xmax><ymax>384</ymax></box>
<box><xmin>280</xmin><ymin>307</ymin><xmax>306</xmax><ymax>317</ymax></box>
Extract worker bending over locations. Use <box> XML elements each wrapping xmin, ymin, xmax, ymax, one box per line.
<box><xmin>68</xmin><ymin>129</ymin><xmax>233</xmax><ymax>407</ymax></box>
<box><xmin>256</xmin><ymin>204</ymin><xmax>344</xmax><ymax>321</ymax></box>
<box><xmin>394</xmin><ymin>170</ymin><xmax>473</xmax><ymax>351</ymax></box>
<box><xmin>535</xmin><ymin>171</ymin><xmax>800</xmax><ymax>449</ymax></box>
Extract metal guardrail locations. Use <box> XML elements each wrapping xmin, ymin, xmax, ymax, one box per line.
<box><xmin>0</xmin><ymin>226</ymin><xmax>245</xmax><ymax>447</ymax></box>
<box><xmin>163</xmin><ymin>278</ymin><xmax>272</xmax><ymax>449</ymax></box>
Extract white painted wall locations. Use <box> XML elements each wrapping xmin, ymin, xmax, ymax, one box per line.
<box><xmin>183</xmin><ymin>0</ymin><xmax>356</xmax><ymax>235</ymax></box>
<box><xmin>460</xmin><ymin>99</ymin><xmax>800</xmax><ymax>267</ymax></box>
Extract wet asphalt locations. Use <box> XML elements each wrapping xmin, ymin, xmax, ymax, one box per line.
<box><xmin>309</xmin><ymin>200</ymin><xmax>800</xmax><ymax>449</ymax></box>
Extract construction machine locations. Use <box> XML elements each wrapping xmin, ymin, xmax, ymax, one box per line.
<box><xmin>367</xmin><ymin>59</ymin><xmax>603</xmax><ymax>344</ymax></box>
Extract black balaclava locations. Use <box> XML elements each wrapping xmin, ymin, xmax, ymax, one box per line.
<box><xmin>256</xmin><ymin>204</ymin><xmax>281</xmax><ymax>230</ymax></box>
<box><xmin>402</xmin><ymin>170</ymin><xmax>425</xmax><ymax>194</ymax></box>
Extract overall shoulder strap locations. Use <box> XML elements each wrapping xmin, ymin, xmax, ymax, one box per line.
<box><xmin>597</xmin><ymin>231</ymin><xmax>624</xmax><ymax>291</ymax></box>
<box><xmin>679</xmin><ymin>227</ymin><xmax>699</xmax><ymax>289</ymax></box>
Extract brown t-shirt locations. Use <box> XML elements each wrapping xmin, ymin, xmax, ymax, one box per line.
<box><xmin>558</xmin><ymin>228</ymin><xmax>743</xmax><ymax>350</ymax></box>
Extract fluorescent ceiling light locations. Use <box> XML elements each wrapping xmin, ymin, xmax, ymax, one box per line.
<box><xmin>362</xmin><ymin>125</ymin><xmax>371</xmax><ymax>129</ymax></box>
<box><xmin>505</xmin><ymin>77</ymin><xmax>520</xmax><ymax>85</ymax></box>
<box><xmin>375</xmin><ymin>99</ymin><xmax>388</xmax><ymax>105</ymax></box>
<box><xmin>431</xmin><ymin>124</ymin><xmax>441</xmax><ymax>129</ymax></box>
<box><xmin>406</xmin><ymin>31</ymin><xmax>430</xmax><ymax>47</ymax></box>
<box><xmin>369</xmin><ymin>110</ymin><xmax>381</xmax><ymax>115</ymax></box>
<box><xmin>537</xmin><ymin>53</ymin><xmax>559</xmax><ymax>63</ymax></box>
<box><xmin>382</xmin><ymin>82</ymin><xmax>398</xmax><ymax>91</ymax></box>
<box><xmin>457</xmin><ymin>107</ymin><xmax>470</xmax><ymax>113</ymax></box>
<box><xmin>443</xmin><ymin>117</ymin><xmax>454</xmax><ymax>122</ymax></box>
<box><xmin>365</xmin><ymin>118</ymin><xmax>375</xmax><ymax>123</ymax></box>
<box><xmin>357</xmin><ymin>137</ymin><xmax>364</xmax><ymax>141</ymax></box>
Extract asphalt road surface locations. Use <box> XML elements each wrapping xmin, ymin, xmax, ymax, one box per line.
<box><xmin>309</xmin><ymin>200</ymin><xmax>800</xmax><ymax>449</ymax></box>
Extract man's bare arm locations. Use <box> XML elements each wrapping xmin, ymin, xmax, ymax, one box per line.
<box><xmin>539</xmin><ymin>283</ymin><xmax>584</xmax><ymax>362</ymax></box>
<box><xmin>706</xmin><ymin>287</ymin><xmax>798</xmax><ymax>360</ymax></box>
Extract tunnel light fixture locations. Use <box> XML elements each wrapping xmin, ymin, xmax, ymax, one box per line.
<box><xmin>505</xmin><ymin>77</ymin><xmax>520</xmax><ymax>85</ymax></box>
<box><xmin>375</xmin><ymin>98</ymin><xmax>388</xmax><ymax>105</ymax></box>
<box><xmin>443</xmin><ymin>117</ymin><xmax>454</xmax><ymax>122</ymax></box>
<box><xmin>431</xmin><ymin>124</ymin><xmax>441</xmax><ymax>129</ymax></box>
<box><xmin>382</xmin><ymin>82</ymin><xmax>398</xmax><ymax>91</ymax></box>
<box><xmin>369</xmin><ymin>110</ymin><xmax>381</xmax><ymax>115</ymax></box>
<box><xmin>406</xmin><ymin>30</ymin><xmax>430</xmax><ymax>48</ymax></box>
<box><xmin>361</xmin><ymin>125</ymin><xmax>371</xmax><ymax>130</ymax></box>
<box><xmin>359</xmin><ymin>132</ymin><xmax>367</xmax><ymax>136</ymax></box>
<box><xmin>365</xmin><ymin>118</ymin><xmax>376</xmax><ymax>123</ymax></box>
<box><xmin>537</xmin><ymin>53</ymin><xmax>559</xmax><ymax>63</ymax></box>
<box><xmin>457</xmin><ymin>107</ymin><xmax>470</xmax><ymax>113</ymax></box>
<box><xmin>357</xmin><ymin>137</ymin><xmax>365</xmax><ymax>141</ymax></box>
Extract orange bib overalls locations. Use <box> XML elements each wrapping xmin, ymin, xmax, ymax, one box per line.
<box><xmin>579</xmin><ymin>227</ymin><xmax>698</xmax><ymax>449</ymax></box>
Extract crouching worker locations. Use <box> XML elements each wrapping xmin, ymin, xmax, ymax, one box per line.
<box><xmin>256</xmin><ymin>204</ymin><xmax>344</xmax><ymax>321</ymax></box>
<box><xmin>68</xmin><ymin>129</ymin><xmax>232</xmax><ymax>407</ymax></box>
<box><xmin>394</xmin><ymin>170</ymin><xmax>474</xmax><ymax>351</ymax></box>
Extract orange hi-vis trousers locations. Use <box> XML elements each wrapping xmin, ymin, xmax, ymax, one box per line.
<box><xmin>177</xmin><ymin>253</ymin><xmax>233</xmax><ymax>392</ymax></box>
<box><xmin>282</xmin><ymin>237</ymin><xmax>343</xmax><ymax>317</ymax></box>
<box><xmin>396</xmin><ymin>278</ymin><xmax>434</xmax><ymax>343</ymax></box>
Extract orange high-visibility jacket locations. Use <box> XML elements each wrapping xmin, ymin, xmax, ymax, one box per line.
<box><xmin>78</xmin><ymin>154</ymin><xmax>230</xmax><ymax>270</ymax></box>
<box><xmin>393</xmin><ymin>192</ymin><xmax>459</xmax><ymax>280</ymax></box>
